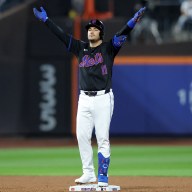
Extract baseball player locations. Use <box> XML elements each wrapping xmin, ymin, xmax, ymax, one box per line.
<box><xmin>33</xmin><ymin>6</ymin><xmax>145</xmax><ymax>187</ymax></box>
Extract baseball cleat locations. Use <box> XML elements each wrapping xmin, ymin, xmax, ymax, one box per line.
<box><xmin>75</xmin><ymin>173</ymin><xmax>96</xmax><ymax>184</ymax></box>
<box><xmin>98</xmin><ymin>174</ymin><xmax>108</xmax><ymax>187</ymax></box>
<box><xmin>98</xmin><ymin>181</ymin><xmax>108</xmax><ymax>187</ymax></box>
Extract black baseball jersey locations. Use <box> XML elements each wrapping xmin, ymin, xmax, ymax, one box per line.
<box><xmin>46</xmin><ymin>19</ymin><xmax>124</xmax><ymax>91</ymax></box>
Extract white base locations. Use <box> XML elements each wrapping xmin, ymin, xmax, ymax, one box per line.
<box><xmin>69</xmin><ymin>184</ymin><xmax>120</xmax><ymax>191</ymax></box>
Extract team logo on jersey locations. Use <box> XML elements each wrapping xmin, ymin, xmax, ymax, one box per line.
<box><xmin>79</xmin><ymin>53</ymin><xmax>103</xmax><ymax>67</ymax></box>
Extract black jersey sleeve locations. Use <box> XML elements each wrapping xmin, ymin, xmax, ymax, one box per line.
<box><xmin>111</xmin><ymin>24</ymin><xmax>133</xmax><ymax>50</ymax></box>
<box><xmin>45</xmin><ymin>18</ymin><xmax>83</xmax><ymax>56</ymax></box>
<box><xmin>105</xmin><ymin>40</ymin><xmax>120</xmax><ymax>59</ymax></box>
<box><xmin>115</xmin><ymin>24</ymin><xmax>133</xmax><ymax>37</ymax></box>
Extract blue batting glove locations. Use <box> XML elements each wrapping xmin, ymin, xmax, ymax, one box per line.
<box><xmin>127</xmin><ymin>7</ymin><xmax>146</xmax><ymax>28</ymax></box>
<box><xmin>113</xmin><ymin>35</ymin><xmax>127</xmax><ymax>48</ymax></box>
<box><xmin>33</xmin><ymin>6</ymin><xmax>48</xmax><ymax>22</ymax></box>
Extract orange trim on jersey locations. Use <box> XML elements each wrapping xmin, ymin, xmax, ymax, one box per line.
<box><xmin>71</xmin><ymin>16</ymin><xmax>81</xmax><ymax>137</ymax></box>
<box><xmin>114</xmin><ymin>56</ymin><xmax>192</xmax><ymax>65</ymax></box>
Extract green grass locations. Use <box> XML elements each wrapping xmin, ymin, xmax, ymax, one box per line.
<box><xmin>0</xmin><ymin>145</ymin><xmax>192</xmax><ymax>176</ymax></box>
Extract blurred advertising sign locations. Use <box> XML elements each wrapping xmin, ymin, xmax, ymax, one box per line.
<box><xmin>26</xmin><ymin>59</ymin><xmax>71</xmax><ymax>136</ymax></box>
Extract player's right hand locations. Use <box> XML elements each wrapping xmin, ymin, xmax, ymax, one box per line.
<box><xmin>33</xmin><ymin>6</ymin><xmax>48</xmax><ymax>22</ymax></box>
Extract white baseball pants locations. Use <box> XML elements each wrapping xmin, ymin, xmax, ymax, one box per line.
<box><xmin>76</xmin><ymin>90</ymin><xmax>114</xmax><ymax>175</ymax></box>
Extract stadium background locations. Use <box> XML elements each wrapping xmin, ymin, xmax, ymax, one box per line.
<box><xmin>0</xmin><ymin>0</ymin><xmax>192</xmax><ymax>191</ymax></box>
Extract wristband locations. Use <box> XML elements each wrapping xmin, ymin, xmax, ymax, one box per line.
<box><xmin>127</xmin><ymin>18</ymin><xmax>136</xmax><ymax>28</ymax></box>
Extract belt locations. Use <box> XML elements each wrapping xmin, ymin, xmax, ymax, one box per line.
<box><xmin>81</xmin><ymin>89</ymin><xmax>110</xmax><ymax>97</ymax></box>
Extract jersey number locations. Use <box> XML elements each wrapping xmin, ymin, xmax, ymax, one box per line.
<box><xmin>101</xmin><ymin>64</ymin><xmax>108</xmax><ymax>75</ymax></box>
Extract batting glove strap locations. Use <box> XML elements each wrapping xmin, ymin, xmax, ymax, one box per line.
<box><xmin>127</xmin><ymin>18</ymin><xmax>136</xmax><ymax>28</ymax></box>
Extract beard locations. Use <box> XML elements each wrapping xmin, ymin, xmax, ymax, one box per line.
<box><xmin>89</xmin><ymin>39</ymin><xmax>99</xmax><ymax>43</ymax></box>
<box><xmin>88</xmin><ymin>35</ymin><xmax>100</xmax><ymax>42</ymax></box>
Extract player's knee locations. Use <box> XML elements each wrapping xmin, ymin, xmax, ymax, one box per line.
<box><xmin>76</xmin><ymin>131</ymin><xmax>90</xmax><ymax>142</ymax></box>
<box><xmin>97</xmin><ymin>137</ymin><xmax>110</xmax><ymax>150</ymax></box>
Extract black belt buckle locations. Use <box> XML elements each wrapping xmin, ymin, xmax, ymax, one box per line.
<box><xmin>105</xmin><ymin>89</ymin><xmax>110</xmax><ymax>94</ymax></box>
<box><xmin>85</xmin><ymin>89</ymin><xmax>110</xmax><ymax>96</ymax></box>
<box><xmin>86</xmin><ymin>91</ymin><xmax>97</xmax><ymax>96</ymax></box>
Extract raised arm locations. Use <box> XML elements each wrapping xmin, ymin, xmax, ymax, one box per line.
<box><xmin>112</xmin><ymin>7</ymin><xmax>146</xmax><ymax>49</ymax></box>
<box><xmin>33</xmin><ymin>6</ymin><xmax>74</xmax><ymax>51</ymax></box>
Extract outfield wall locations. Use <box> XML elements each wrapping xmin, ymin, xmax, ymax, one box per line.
<box><xmin>110</xmin><ymin>57</ymin><xmax>192</xmax><ymax>135</ymax></box>
<box><xmin>0</xmin><ymin>3</ymin><xmax>73</xmax><ymax>136</ymax></box>
<box><xmin>0</xmin><ymin>4</ymin><xmax>28</xmax><ymax>135</ymax></box>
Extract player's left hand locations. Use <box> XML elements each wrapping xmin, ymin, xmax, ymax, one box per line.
<box><xmin>133</xmin><ymin>7</ymin><xmax>146</xmax><ymax>22</ymax></box>
<box><xmin>127</xmin><ymin>7</ymin><xmax>146</xmax><ymax>28</ymax></box>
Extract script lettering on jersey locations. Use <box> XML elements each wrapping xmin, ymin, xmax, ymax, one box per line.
<box><xmin>79</xmin><ymin>53</ymin><xmax>103</xmax><ymax>67</ymax></box>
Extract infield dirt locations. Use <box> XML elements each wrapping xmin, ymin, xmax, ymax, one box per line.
<box><xmin>0</xmin><ymin>175</ymin><xmax>192</xmax><ymax>192</ymax></box>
